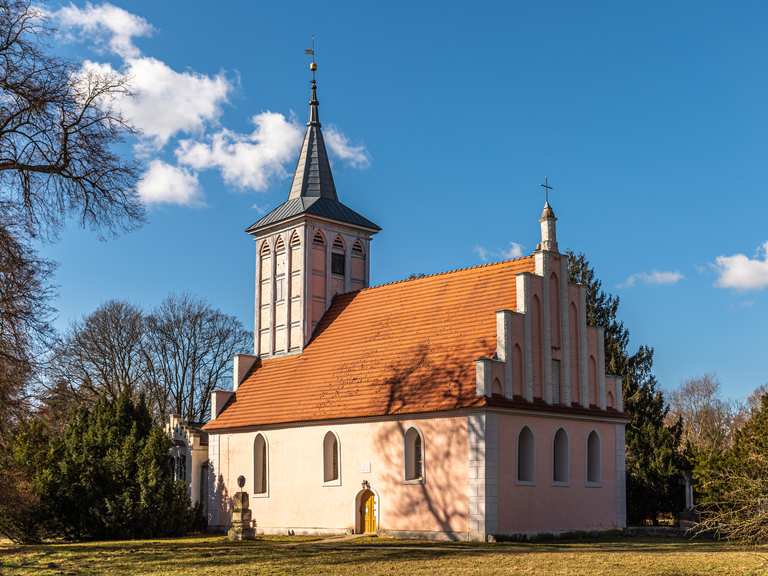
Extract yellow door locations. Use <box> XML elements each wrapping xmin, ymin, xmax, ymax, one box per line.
<box><xmin>361</xmin><ymin>491</ymin><xmax>376</xmax><ymax>533</ymax></box>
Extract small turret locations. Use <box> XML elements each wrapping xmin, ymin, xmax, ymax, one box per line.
<box><xmin>537</xmin><ymin>201</ymin><xmax>558</xmax><ymax>253</ymax></box>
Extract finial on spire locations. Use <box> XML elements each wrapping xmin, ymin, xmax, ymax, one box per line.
<box><xmin>304</xmin><ymin>37</ymin><xmax>320</xmax><ymax>126</ymax></box>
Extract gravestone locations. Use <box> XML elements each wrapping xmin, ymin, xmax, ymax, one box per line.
<box><xmin>227</xmin><ymin>475</ymin><xmax>256</xmax><ymax>541</ymax></box>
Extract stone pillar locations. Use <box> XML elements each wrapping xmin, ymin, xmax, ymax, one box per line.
<box><xmin>536</xmin><ymin>253</ymin><xmax>553</xmax><ymax>405</ymax></box>
<box><xmin>578</xmin><ymin>285</ymin><xmax>589</xmax><ymax>407</ymax></box>
<box><xmin>467</xmin><ymin>412</ymin><xmax>498</xmax><ymax>542</ymax></box>
<box><xmin>496</xmin><ymin>310</ymin><xmax>514</xmax><ymax>398</ymax></box>
<box><xmin>228</xmin><ymin>476</ymin><xmax>256</xmax><ymax>541</ymax></box>
<box><xmin>597</xmin><ymin>327</ymin><xmax>607</xmax><ymax>410</ymax></box>
<box><xmin>559</xmin><ymin>257</ymin><xmax>571</xmax><ymax>406</ymax></box>
<box><xmin>615</xmin><ymin>425</ymin><xmax>627</xmax><ymax>528</ymax></box>
<box><xmin>516</xmin><ymin>274</ymin><xmax>534</xmax><ymax>402</ymax></box>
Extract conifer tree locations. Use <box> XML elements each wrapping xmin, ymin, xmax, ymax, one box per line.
<box><xmin>568</xmin><ymin>252</ymin><xmax>684</xmax><ymax>524</ymax></box>
<box><xmin>1</xmin><ymin>394</ymin><xmax>195</xmax><ymax>541</ymax></box>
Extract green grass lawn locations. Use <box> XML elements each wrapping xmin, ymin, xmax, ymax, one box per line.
<box><xmin>0</xmin><ymin>535</ymin><xmax>765</xmax><ymax>576</ymax></box>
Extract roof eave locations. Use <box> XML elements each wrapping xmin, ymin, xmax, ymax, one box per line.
<box><xmin>245</xmin><ymin>212</ymin><xmax>381</xmax><ymax>237</ymax></box>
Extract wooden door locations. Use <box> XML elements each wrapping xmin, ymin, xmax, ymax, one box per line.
<box><xmin>360</xmin><ymin>490</ymin><xmax>376</xmax><ymax>533</ymax></box>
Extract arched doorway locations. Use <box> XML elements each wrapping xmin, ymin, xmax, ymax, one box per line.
<box><xmin>357</xmin><ymin>489</ymin><xmax>376</xmax><ymax>534</ymax></box>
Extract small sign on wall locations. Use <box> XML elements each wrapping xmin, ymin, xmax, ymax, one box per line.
<box><xmin>360</xmin><ymin>462</ymin><xmax>371</xmax><ymax>474</ymax></box>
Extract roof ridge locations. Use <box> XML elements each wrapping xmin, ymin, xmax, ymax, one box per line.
<box><xmin>359</xmin><ymin>254</ymin><xmax>535</xmax><ymax>293</ymax></box>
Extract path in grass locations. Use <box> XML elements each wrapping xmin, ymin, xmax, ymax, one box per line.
<box><xmin>1</xmin><ymin>535</ymin><xmax>766</xmax><ymax>575</ymax></box>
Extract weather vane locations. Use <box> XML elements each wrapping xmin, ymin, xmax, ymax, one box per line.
<box><xmin>540</xmin><ymin>176</ymin><xmax>554</xmax><ymax>204</ymax></box>
<box><xmin>304</xmin><ymin>36</ymin><xmax>317</xmax><ymax>80</ymax></box>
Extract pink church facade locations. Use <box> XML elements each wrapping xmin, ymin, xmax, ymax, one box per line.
<box><xmin>203</xmin><ymin>73</ymin><xmax>627</xmax><ymax>541</ymax></box>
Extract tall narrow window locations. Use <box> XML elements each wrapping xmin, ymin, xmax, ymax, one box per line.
<box><xmin>323</xmin><ymin>431</ymin><xmax>340</xmax><ymax>482</ymax></box>
<box><xmin>553</xmin><ymin>428</ymin><xmax>569</xmax><ymax>483</ymax></box>
<box><xmin>517</xmin><ymin>426</ymin><xmax>534</xmax><ymax>483</ymax></box>
<box><xmin>492</xmin><ymin>378</ymin><xmax>504</xmax><ymax>397</ymax></box>
<box><xmin>254</xmin><ymin>434</ymin><xmax>267</xmax><ymax>494</ymax></box>
<box><xmin>587</xmin><ymin>431</ymin><xmax>601</xmax><ymax>484</ymax></box>
<box><xmin>404</xmin><ymin>427</ymin><xmax>423</xmax><ymax>481</ymax></box>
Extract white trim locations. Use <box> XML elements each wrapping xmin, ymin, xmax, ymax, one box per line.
<box><xmin>615</xmin><ymin>424</ymin><xmax>627</xmax><ymax>528</ymax></box>
<box><xmin>560</xmin><ymin>257</ymin><xmax>571</xmax><ymax>406</ymax></box>
<box><xmin>578</xmin><ymin>285</ymin><xmax>589</xmax><ymax>407</ymax></box>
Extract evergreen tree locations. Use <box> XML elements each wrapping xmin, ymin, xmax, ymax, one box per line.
<box><xmin>568</xmin><ymin>252</ymin><xmax>684</xmax><ymax>524</ymax></box>
<box><xmin>1</xmin><ymin>394</ymin><xmax>195</xmax><ymax>541</ymax></box>
<box><xmin>697</xmin><ymin>394</ymin><xmax>768</xmax><ymax>542</ymax></box>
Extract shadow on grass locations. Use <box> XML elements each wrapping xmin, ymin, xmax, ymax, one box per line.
<box><xmin>2</xmin><ymin>535</ymin><xmax>763</xmax><ymax>575</ymax></box>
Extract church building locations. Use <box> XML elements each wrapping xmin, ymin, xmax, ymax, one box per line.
<box><xmin>202</xmin><ymin>72</ymin><xmax>628</xmax><ymax>541</ymax></box>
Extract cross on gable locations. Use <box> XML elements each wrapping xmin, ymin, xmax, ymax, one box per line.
<box><xmin>540</xmin><ymin>177</ymin><xmax>554</xmax><ymax>204</ymax></box>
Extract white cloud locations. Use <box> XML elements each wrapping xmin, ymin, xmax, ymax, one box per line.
<box><xmin>81</xmin><ymin>58</ymin><xmax>231</xmax><ymax>150</ymax></box>
<box><xmin>473</xmin><ymin>245</ymin><xmax>490</xmax><ymax>261</ymax></box>
<box><xmin>714</xmin><ymin>241</ymin><xmax>768</xmax><ymax>291</ymax></box>
<box><xmin>619</xmin><ymin>270</ymin><xmax>684</xmax><ymax>288</ymax></box>
<box><xmin>175</xmin><ymin>112</ymin><xmax>303</xmax><ymax>191</ymax></box>
<box><xmin>473</xmin><ymin>242</ymin><xmax>525</xmax><ymax>262</ymax></box>
<box><xmin>53</xmin><ymin>2</ymin><xmax>153</xmax><ymax>58</ymax></box>
<box><xmin>325</xmin><ymin>127</ymin><xmax>370</xmax><ymax>169</ymax></box>
<box><xmin>137</xmin><ymin>160</ymin><xmax>202</xmax><ymax>206</ymax></box>
<box><xmin>53</xmin><ymin>3</ymin><xmax>367</xmax><ymax>208</ymax></box>
<box><xmin>501</xmin><ymin>242</ymin><xmax>525</xmax><ymax>259</ymax></box>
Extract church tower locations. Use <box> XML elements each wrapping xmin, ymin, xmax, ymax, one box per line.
<box><xmin>246</xmin><ymin>69</ymin><xmax>381</xmax><ymax>358</ymax></box>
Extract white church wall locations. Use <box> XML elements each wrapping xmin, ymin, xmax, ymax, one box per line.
<box><xmin>207</xmin><ymin>413</ymin><xmax>470</xmax><ymax>538</ymax></box>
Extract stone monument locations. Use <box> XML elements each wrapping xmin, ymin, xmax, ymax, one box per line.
<box><xmin>227</xmin><ymin>475</ymin><xmax>256</xmax><ymax>541</ymax></box>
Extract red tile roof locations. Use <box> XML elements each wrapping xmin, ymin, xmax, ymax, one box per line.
<box><xmin>205</xmin><ymin>257</ymin><xmax>537</xmax><ymax>431</ymax></box>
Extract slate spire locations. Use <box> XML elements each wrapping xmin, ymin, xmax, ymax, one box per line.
<box><xmin>287</xmin><ymin>78</ymin><xmax>338</xmax><ymax>201</ymax></box>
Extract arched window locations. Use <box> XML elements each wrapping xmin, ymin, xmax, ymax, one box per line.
<box><xmin>517</xmin><ymin>426</ymin><xmax>534</xmax><ymax>483</ymax></box>
<box><xmin>553</xmin><ymin>428</ymin><xmax>569</xmax><ymax>483</ymax></box>
<box><xmin>587</xmin><ymin>431</ymin><xmax>601</xmax><ymax>484</ymax></box>
<box><xmin>254</xmin><ymin>434</ymin><xmax>268</xmax><ymax>494</ymax></box>
<box><xmin>290</xmin><ymin>231</ymin><xmax>301</xmax><ymax>248</ymax></box>
<box><xmin>323</xmin><ymin>431</ymin><xmax>340</xmax><ymax>482</ymax></box>
<box><xmin>313</xmin><ymin>230</ymin><xmax>325</xmax><ymax>246</ymax></box>
<box><xmin>404</xmin><ymin>427</ymin><xmax>423</xmax><ymax>481</ymax></box>
<box><xmin>352</xmin><ymin>240</ymin><xmax>364</xmax><ymax>256</ymax></box>
<box><xmin>492</xmin><ymin>378</ymin><xmax>503</xmax><ymax>397</ymax></box>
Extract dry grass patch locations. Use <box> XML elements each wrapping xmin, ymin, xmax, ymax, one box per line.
<box><xmin>0</xmin><ymin>535</ymin><xmax>765</xmax><ymax>575</ymax></box>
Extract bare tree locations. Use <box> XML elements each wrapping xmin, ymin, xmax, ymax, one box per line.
<box><xmin>668</xmin><ymin>374</ymin><xmax>735</xmax><ymax>454</ymax></box>
<box><xmin>695</xmin><ymin>394</ymin><xmax>768</xmax><ymax>543</ymax></box>
<box><xmin>144</xmin><ymin>295</ymin><xmax>251</xmax><ymax>423</ymax></box>
<box><xmin>46</xmin><ymin>301</ymin><xmax>148</xmax><ymax>405</ymax></box>
<box><xmin>0</xmin><ymin>217</ymin><xmax>53</xmax><ymax>445</ymax></box>
<box><xmin>0</xmin><ymin>0</ymin><xmax>143</xmax><ymax>239</ymax></box>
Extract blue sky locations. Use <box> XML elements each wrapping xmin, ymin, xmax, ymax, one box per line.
<box><xmin>39</xmin><ymin>1</ymin><xmax>767</xmax><ymax>401</ymax></box>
